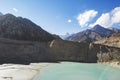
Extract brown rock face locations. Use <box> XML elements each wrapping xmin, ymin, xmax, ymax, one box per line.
<box><xmin>49</xmin><ymin>39</ymin><xmax>120</xmax><ymax>63</ymax></box>
<box><xmin>49</xmin><ymin>40</ymin><xmax>97</xmax><ymax>63</ymax></box>
<box><xmin>0</xmin><ymin>38</ymin><xmax>119</xmax><ymax>64</ymax></box>
<box><xmin>0</xmin><ymin>38</ymin><xmax>55</xmax><ymax>64</ymax></box>
<box><xmin>0</xmin><ymin>38</ymin><xmax>98</xmax><ymax>64</ymax></box>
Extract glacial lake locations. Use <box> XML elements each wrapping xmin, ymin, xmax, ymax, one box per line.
<box><xmin>36</xmin><ymin>62</ymin><xmax>120</xmax><ymax>80</ymax></box>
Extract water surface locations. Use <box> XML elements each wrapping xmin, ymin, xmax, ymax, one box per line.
<box><xmin>37</xmin><ymin>62</ymin><xmax>120</xmax><ymax>80</ymax></box>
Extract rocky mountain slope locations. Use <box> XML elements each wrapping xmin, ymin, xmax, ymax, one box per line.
<box><xmin>91</xmin><ymin>25</ymin><xmax>115</xmax><ymax>37</ymax></box>
<box><xmin>66</xmin><ymin>29</ymin><xmax>102</xmax><ymax>43</ymax></box>
<box><xmin>94</xmin><ymin>32</ymin><xmax>120</xmax><ymax>48</ymax></box>
<box><xmin>0</xmin><ymin>14</ymin><xmax>55</xmax><ymax>42</ymax></box>
<box><xmin>93</xmin><ymin>32</ymin><xmax>120</xmax><ymax>62</ymax></box>
<box><xmin>66</xmin><ymin>25</ymin><xmax>120</xmax><ymax>43</ymax></box>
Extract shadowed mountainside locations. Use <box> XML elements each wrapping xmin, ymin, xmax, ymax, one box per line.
<box><xmin>0</xmin><ymin>38</ymin><xmax>97</xmax><ymax>64</ymax></box>
<box><xmin>0</xmin><ymin>14</ymin><xmax>55</xmax><ymax>42</ymax></box>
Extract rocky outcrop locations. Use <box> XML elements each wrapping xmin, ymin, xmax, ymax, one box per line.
<box><xmin>93</xmin><ymin>44</ymin><xmax>120</xmax><ymax>62</ymax></box>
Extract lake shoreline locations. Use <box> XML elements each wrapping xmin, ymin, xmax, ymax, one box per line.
<box><xmin>99</xmin><ymin>61</ymin><xmax>120</xmax><ymax>69</ymax></box>
<box><xmin>0</xmin><ymin>63</ymin><xmax>53</xmax><ymax>80</ymax></box>
<box><xmin>0</xmin><ymin>62</ymin><xmax>120</xmax><ymax>80</ymax></box>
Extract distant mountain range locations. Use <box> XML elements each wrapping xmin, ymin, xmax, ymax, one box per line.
<box><xmin>65</xmin><ymin>25</ymin><xmax>120</xmax><ymax>43</ymax></box>
<box><xmin>59</xmin><ymin>33</ymin><xmax>71</xmax><ymax>39</ymax></box>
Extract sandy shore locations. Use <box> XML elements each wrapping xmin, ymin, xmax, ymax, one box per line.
<box><xmin>0</xmin><ymin>63</ymin><xmax>52</xmax><ymax>80</ymax></box>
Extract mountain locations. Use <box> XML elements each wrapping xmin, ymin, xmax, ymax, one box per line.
<box><xmin>0</xmin><ymin>13</ymin><xmax>55</xmax><ymax>42</ymax></box>
<box><xmin>52</xmin><ymin>34</ymin><xmax>61</xmax><ymax>39</ymax></box>
<box><xmin>66</xmin><ymin>29</ymin><xmax>102</xmax><ymax>43</ymax></box>
<box><xmin>91</xmin><ymin>25</ymin><xmax>115</xmax><ymax>37</ymax></box>
<box><xmin>66</xmin><ymin>25</ymin><xmax>120</xmax><ymax>43</ymax></box>
<box><xmin>109</xmin><ymin>27</ymin><xmax>120</xmax><ymax>33</ymax></box>
<box><xmin>59</xmin><ymin>33</ymin><xmax>70</xmax><ymax>39</ymax></box>
<box><xmin>0</xmin><ymin>12</ymin><xmax>3</xmax><ymax>16</ymax></box>
<box><xmin>94</xmin><ymin>32</ymin><xmax>120</xmax><ymax>48</ymax></box>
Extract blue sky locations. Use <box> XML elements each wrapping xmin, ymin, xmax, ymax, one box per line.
<box><xmin>0</xmin><ymin>0</ymin><xmax>120</xmax><ymax>35</ymax></box>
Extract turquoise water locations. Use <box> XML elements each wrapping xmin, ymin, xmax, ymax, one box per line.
<box><xmin>37</xmin><ymin>62</ymin><xmax>120</xmax><ymax>80</ymax></box>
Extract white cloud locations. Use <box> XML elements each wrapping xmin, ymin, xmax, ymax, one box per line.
<box><xmin>77</xmin><ymin>10</ymin><xmax>98</xmax><ymax>27</ymax></box>
<box><xmin>13</xmin><ymin>8</ymin><xmax>18</xmax><ymax>12</ymax></box>
<box><xmin>68</xmin><ymin>19</ymin><xmax>72</xmax><ymax>23</ymax></box>
<box><xmin>90</xmin><ymin>7</ymin><xmax>120</xmax><ymax>28</ymax></box>
<box><xmin>90</xmin><ymin>13</ymin><xmax>111</xmax><ymax>28</ymax></box>
<box><xmin>111</xmin><ymin>7</ymin><xmax>120</xmax><ymax>25</ymax></box>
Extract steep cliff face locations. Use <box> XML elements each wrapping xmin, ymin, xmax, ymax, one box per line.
<box><xmin>0</xmin><ymin>38</ymin><xmax>55</xmax><ymax>64</ymax></box>
<box><xmin>0</xmin><ymin>38</ymin><xmax>98</xmax><ymax>64</ymax></box>
<box><xmin>0</xmin><ymin>38</ymin><xmax>119</xmax><ymax>64</ymax></box>
<box><xmin>49</xmin><ymin>40</ymin><xmax>97</xmax><ymax>63</ymax></box>
<box><xmin>93</xmin><ymin>44</ymin><xmax>120</xmax><ymax>62</ymax></box>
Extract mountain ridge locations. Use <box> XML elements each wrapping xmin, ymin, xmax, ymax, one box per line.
<box><xmin>0</xmin><ymin>13</ymin><xmax>55</xmax><ymax>42</ymax></box>
<box><xmin>66</xmin><ymin>25</ymin><xmax>120</xmax><ymax>43</ymax></box>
